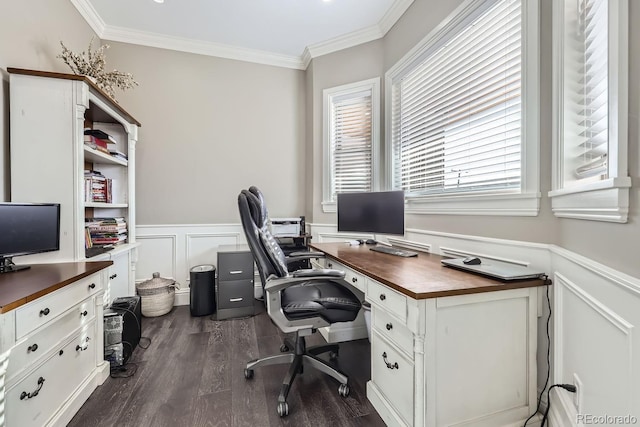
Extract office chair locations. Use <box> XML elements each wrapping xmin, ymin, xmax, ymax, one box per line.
<box><xmin>238</xmin><ymin>189</ymin><xmax>362</xmax><ymax>417</ymax></box>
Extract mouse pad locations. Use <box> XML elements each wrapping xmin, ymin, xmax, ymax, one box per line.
<box><xmin>441</xmin><ymin>258</ymin><xmax>545</xmax><ymax>281</ymax></box>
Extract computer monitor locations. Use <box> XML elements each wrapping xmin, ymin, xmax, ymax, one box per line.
<box><xmin>337</xmin><ymin>191</ymin><xmax>405</xmax><ymax>235</ymax></box>
<box><xmin>0</xmin><ymin>202</ymin><xmax>61</xmax><ymax>273</ymax></box>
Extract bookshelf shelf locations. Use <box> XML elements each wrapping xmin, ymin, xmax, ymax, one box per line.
<box><xmin>85</xmin><ymin>202</ymin><xmax>129</xmax><ymax>208</ymax></box>
<box><xmin>9</xmin><ymin>68</ymin><xmax>140</xmax><ymax>302</ymax></box>
<box><xmin>83</xmin><ymin>146</ymin><xmax>128</xmax><ymax>166</ymax></box>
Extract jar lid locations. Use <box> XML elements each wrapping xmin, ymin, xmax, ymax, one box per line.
<box><xmin>137</xmin><ymin>272</ymin><xmax>175</xmax><ymax>290</ymax></box>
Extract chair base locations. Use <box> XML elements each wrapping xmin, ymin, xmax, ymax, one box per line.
<box><xmin>244</xmin><ymin>332</ymin><xmax>350</xmax><ymax>417</ymax></box>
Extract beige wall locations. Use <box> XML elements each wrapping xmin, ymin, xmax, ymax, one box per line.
<box><xmin>307</xmin><ymin>0</ymin><xmax>639</xmax><ymax>278</ymax></box>
<box><xmin>0</xmin><ymin>0</ymin><xmax>97</xmax><ymax>201</ymax></box>
<box><xmin>105</xmin><ymin>42</ymin><xmax>306</xmax><ymax>224</ymax></box>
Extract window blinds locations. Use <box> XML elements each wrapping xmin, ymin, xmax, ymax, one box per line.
<box><xmin>329</xmin><ymin>89</ymin><xmax>373</xmax><ymax>200</ymax></box>
<box><xmin>392</xmin><ymin>0</ymin><xmax>522</xmax><ymax>195</ymax></box>
<box><xmin>574</xmin><ymin>0</ymin><xmax>608</xmax><ymax>180</ymax></box>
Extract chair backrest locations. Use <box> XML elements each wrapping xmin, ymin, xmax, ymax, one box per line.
<box><xmin>238</xmin><ymin>190</ymin><xmax>288</xmax><ymax>287</ymax></box>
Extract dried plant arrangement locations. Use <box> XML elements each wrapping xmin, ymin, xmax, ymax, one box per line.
<box><xmin>57</xmin><ymin>37</ymin><xmax>138</xmax><ymax>101</ymax></box>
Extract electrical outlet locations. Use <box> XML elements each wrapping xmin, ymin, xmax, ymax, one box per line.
<box><xmin>573</xmin><ymin>373</ymin><xmax>583</xmax><ymax>413</ymax></box>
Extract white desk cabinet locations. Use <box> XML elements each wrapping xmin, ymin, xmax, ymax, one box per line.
<box><xmin>0</xmin><ymin>262</ymin><xmax>112</xmax><ymax>427</ymax></box>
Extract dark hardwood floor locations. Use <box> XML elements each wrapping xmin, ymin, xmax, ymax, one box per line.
<box><xmin>68</xmin><ymin>302</ymin><xmax>385</xmax><ymax>427</ymax></box>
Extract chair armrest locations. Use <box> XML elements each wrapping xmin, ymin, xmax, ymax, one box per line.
<box><xmin>284</xmin><ymin>251</ymin><xmax>326</xmax><ymax>264</ymax></box>
<box><xmin>265</xmin><ymin>273</ymin><xmax>345</xmax><ymax>294</ymax></box>
<box><xmin>291</xmin><ymin>269</ymin><xmax>345</xmax><ymax>279</ymax></box>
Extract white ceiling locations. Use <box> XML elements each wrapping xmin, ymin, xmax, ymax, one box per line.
<box><xmin>71</xmin><ymin>0</ymin><xmax>414</xmax><ymax>69</ymax></box>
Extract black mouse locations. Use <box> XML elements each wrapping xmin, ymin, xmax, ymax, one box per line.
<box><xmin>365</xmin><ymin>239</ymin><xmax>377</xmax><ymax>245</ymax></box>
<box><xmin>463</xmin><ymin>256</ymin><xmax>481</xmax><ymax>265</ymax></box>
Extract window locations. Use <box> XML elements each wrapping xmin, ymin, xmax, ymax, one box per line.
<box><xmin>386</xmin><ymin>0</ymin><xmax>539</xmax><ymax>215</ymax></box>
<box><xmin>550</xmin><ymin>0</ymin><xmax>630</xmax><ymax>222</ymax></box>
<box><xmin>322</xmin><ymin>78</ymin><xmax>380</xmax><ymax>212</ymax></box>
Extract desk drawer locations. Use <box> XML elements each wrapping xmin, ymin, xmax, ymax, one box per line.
<box><xmin>371</xmin><ymin>330</ymin><xmax>414</xmax><ymax>425</ymax></box>
<box><xmin>325</xmin><ymin>260</ymin><xmax>365</xmax><ymax>293</ymax></box>
<box><xmin>367</xmin><ymin>279</ymin><xmax>407</xmax><ymax>323</ymax></box>
<box><xmin>372</xmin><ymin>307</ymin><xmax>413</xmax><ymax>358</ymax></box>
<box><xmin>15</xmin><ymin>274</ymin><xmax>102</xmax><ymax>339</ymax></box>
<box><xmin>7</xmin><ymin>299</ymin><xmax>94</xmax><ymax>383</ymax></box>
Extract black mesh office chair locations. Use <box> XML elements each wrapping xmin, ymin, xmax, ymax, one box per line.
<box><xmin>238</xmin><ymin>188</ymin><xmax>362</xmax><ymax>417</ymax></box>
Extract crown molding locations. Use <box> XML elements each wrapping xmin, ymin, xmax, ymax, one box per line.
<box><xmin>101</xmin><ymin>26</ymin><xmax>306</xmax><ymax>70</ymax></box>
<box><xmin>70</xmin><ymin>0</ymin><xmax>414</xmax><ymax>70</ymax></box>
<box><xmin>70</xmin><ymin>0</ymin><xmax>106</xmax><ymax>35</ymax></box>
<box><xmin>379</xmin><ymin>0</ymin><xmax>415</xmax><ymax>34</ymax></box>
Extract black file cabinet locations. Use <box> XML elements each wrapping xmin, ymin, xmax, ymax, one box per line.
<box><xmin>216</xmin><ymin>245</ymin><xmax>255</xmax><ymax>320</ymax></box>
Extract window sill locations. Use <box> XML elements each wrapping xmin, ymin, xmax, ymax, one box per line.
<box><xmin>548</xmin><ymin>177</ymin><xmax>632</xmax><ymax>223</ymax></box>
<box><xmin>405</xmin><ymin>191</ymin><xmax>540</xmax><ymax>216</ymax></box>
<box><xmin>322</xmin><ymin>201</ymin><xmax>337</xmax><ymax>213</ymax></box>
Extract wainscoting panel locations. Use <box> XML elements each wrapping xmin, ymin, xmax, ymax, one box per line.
<box><xmin>136</xmin><ymin>225</ymin><xmax>246</xmax><ymax>305</ymax></box>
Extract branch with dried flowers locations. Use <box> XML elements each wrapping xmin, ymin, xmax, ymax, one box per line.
<box><xmin>57</xmin><ymin>37</ymin><xmax>138</xmax><ymax>101</ymax></box>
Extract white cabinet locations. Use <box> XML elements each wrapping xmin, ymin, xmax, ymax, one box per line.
<box><xmin>7</xmin><ymin>68</ymin><xmax>140</xmax><ymax>297</ymax></box>
<box><xmin>0</xmin><ymin>263</ymin><xmax>110</xmax><ymax>427</ymax></box>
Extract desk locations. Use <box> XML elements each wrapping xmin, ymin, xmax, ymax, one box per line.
<box><xmin>310</xmin><ymin>243</ymin><xmax>546</xmax><ymax>427</ymax></box>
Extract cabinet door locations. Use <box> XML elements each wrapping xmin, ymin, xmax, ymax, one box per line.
<box><xmin>108</xmin><ymin>251</ymin><xmax>131</xmax><ymax>302</ymax></box>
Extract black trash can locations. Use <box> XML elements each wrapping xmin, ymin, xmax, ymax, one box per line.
<box><xmin>190</xmin><ymin>264</ymin><xmax>216</xmax><ymax>316</ymax></box>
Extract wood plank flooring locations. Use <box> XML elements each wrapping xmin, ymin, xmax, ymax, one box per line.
<box><xmin>68</xmin><ymin>303</ymin><xmax>385</xmax><ymax>427</ymax></box>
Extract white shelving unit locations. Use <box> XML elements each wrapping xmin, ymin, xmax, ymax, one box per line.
<box><xmin>8</xmin><ymin>68</ymin><xmax>141</xmax><ymax>302</ymax></box>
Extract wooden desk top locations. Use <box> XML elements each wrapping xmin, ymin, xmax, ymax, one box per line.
<box><xmin>310</xmin><ymin>243</ymin><xmax>546</xmax><ymax>300</ymax></box>
<box><xmin>0</xmin><ymin>261</ymin><xmax>112</xmax><ymax>313</ymax></box>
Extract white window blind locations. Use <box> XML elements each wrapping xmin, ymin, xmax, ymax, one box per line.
<box><xmin>573</xmin><ymin>0</ymin><xmax>608</xmax><ymax>181</ymax></box>
<box><xmin>329</xmin><ymin>89</ymin><xmax>373</xmax><ymax>200</ymax></box>
<box><xmin>392</xmin><ymin>0</ymin><xmax>522</xmax><ymax>196</ymax></box>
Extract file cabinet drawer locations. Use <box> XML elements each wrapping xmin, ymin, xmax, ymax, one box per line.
<box><xmin>217</xmin><ymin>252</ymin><xmax>254</xmax><ymax>281</ymax></box>
<box><xmin>372</xmin><ymin>306</ymin><xmax>413</xmax><ymax>358</ymax></box>
<box><xmin>14</xmin><ymin>273</ymin><xmax>101</xmax><ymax>339</ymax></box>
<box><xmin>217</xmin><ymin>280</ymin><xmax>254</xmax><ymax>310</ymax></box>
<box><xmin>7</xmin><ymin>299</ymin><xmax>94</xmax><ymax>383</ymax></box>
<box><xmin>371</xmin><ymin>330</ymin><xmax>414</xmax><ymax>426</ymax></box>
<box><xmin>367</xmin><ymin>279</ymin><xmax>407</xmax><ymax>323</ymax></box>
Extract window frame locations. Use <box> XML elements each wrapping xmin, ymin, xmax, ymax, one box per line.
<box><xmin>385</xmin><ymin>0</ymin><xmax>540</xmax><ymax>216</ymax></box>
<box><xmin>322</xmin><ymin>78</ymin><xmax>380</xmax><ymax>213</ymax></box>
<box><xmin>549</xmin><ymin>0</ymin><xmax>630</xmax><ymax>223</ymax></box>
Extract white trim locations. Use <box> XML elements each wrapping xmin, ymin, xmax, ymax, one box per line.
<box><xmin>549</xmin><ymin>0</ymin><xmax>630</xmax><ymax>222</ymax></box>
<box><xmin>101</xmin><ymin>26</ymin><xmax>306</xmax><ymax>70</ymax></box>
<box><xmin>70</xmin><ymin>0</ymin><xmax>414</xmax><ymax>70</ymax></box>
<box><xmin>385</xmin><ymin>0</ymin><xmax>540</xmax><ymax>216</ymax></box>
<box><xmin>322</xmin><ymin>77</ymin><xmax>381</xmax><ymax>212</ymax></box>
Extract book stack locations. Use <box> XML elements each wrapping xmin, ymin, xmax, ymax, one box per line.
<box><xmin>84</xmin><ymin>170</ymin><xmax>112</xmax><ymax>203</ymax></box>
<box><xmin>84</xmin><ymin>129</ymin><xmax>116</xmax><ymax>154</ymax></box>
<box><xmin>86</xmin><ymin>217</ymin><xmax>127</xmax><ymax>247</ymax></box>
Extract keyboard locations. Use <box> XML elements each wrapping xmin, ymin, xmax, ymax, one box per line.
<box><xmin>369</xmin><ymin>245</ymin><xmax>418</xmax><ymax>257</ymax></box>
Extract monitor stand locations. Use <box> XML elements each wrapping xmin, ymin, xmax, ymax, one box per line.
<box><xmin>0</xmin><ymin>257</ymin><xmax>31</xmax><ymax>274</ymax></box>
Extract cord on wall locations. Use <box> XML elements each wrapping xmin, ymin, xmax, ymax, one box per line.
<box><xmin>541</xmin><ymin>384</ymin><xmax>577</xmax><ymax>427</ymax></box>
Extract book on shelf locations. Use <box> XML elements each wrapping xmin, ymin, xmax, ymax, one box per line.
<box><xmin>84</xmin><ymin>128</ymin><xmax>117</xmax><ymax>145</ymax></box>
<box><xmin>85</xmin><ymin>217</ymin><xmax>126</xmax><ymax>224</ymax></box>
<box><xmin>84</xmin><ymin>170</ymin><xmax>112</xmax><ymax>203</ymax></box>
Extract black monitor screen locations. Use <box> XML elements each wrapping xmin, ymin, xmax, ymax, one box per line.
<box><xmin>0</xmin><ymin>203</ymin><xmax>61</xmax><ymax>258</ymax></box>
<box><xmin>337</xmin><ymin>191</ymin><xmax>405</xmax><ymax>235</ymax></box>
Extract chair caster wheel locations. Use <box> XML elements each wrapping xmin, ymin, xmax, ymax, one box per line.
<box><xmin>277</xmin><ymin>401</ymin><xmax>289</xmax><ymax>417</ymax></box>
<box><xmin>329</xmin><ymin>350</ymin><xmax>339</xmax><ymax>360</ymax></box>
<box><xmin>244</xmin><ymin>369</ymin><xmax>254</xmax><ymax>379</ymax></box>
<box><xmin>280</xmin><ymin>344</ymin><xmax>289</xmax><ymax>352</ymax></box>
<box><xmin>338</xmin><ymin>383</ymin><xmax>350</xmax><ymax>397</ymax></box>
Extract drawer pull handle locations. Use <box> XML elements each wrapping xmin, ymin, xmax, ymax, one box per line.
<box><xmin>229</xmin><ymin>297</ymin><xmax>243</xmax><ymax>302</ymax></box>
<box><xmin>379</xmin><ymin>294</ymin><xmax>386</xmax><ymax>301</ymax></box>
<box><xmin>20</xmin><ymin>377</ymin><xmax>45</xmax><ymax>400</ymax></box>
<box><xmin>351</xmin><ymin>277</ymin><xmax>358</xmax><ymax>283</ymax></box>
<box><xmin>229</xmin><ymin>270</ymin><xmax>243</xmax><ymax>275</ymax></box>
<box><xmin>40</xmin><ymin>308</ymin><xmax>50</xmax><ymax>316</ymax></box>
<box><xmin>109</xmin><ymin>274</ymin><xmax>117</xmax><ymax>280</ymax></box>
<box><xmin>59</xmin><ymin>350</ymin><xmax>64</xmax><ymax>356</ymax></box>
<box><xmin>386</xmin><ymin>323</ymin><xmax>393</xmax><ymax>331</ymax></box>
<box><xmin>88</xmin><ymin>283</ymin><xmax>96</xmax><ymax>290</ymax></box>
<box><xmin>76</xmin><ymin>344</ymin><xmax>88</xmax><ymax>352</ymax></box>
<box><xmin>81</xmin><ymin>310</ymin><xmax>88</xmax><ymax>317</ymax></box>
<box><xmin>382</xmin><ymin>352</ymin><xmax>399</xmax><ymax>370</ymax></box>
<box><xmin>27</xmin><ymin>343</ymin><xmax>38</xmax><ymax>353</ymax></box>
<box><xmin>327</xmin><ymin>263</ymin><xmax>332</xmax><ymax>268</ymax></box>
